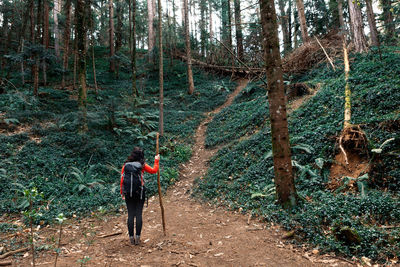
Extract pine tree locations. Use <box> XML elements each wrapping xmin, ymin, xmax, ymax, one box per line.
<box><xmin>260</xmin><ymin>0</ymin><xmax>297</xmax><ymax>207</ymax></box>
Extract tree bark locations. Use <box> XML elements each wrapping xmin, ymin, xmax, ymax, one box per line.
<box><xmin>53</xmin><ymin>0</ymin><xmax>61</xmax><ymax>57</ymax></box>
<box><xmin>184</xmin><ymin>0</ymin><xmax>194</xmax><ymax>95</ymax></box>
<box><xmin>43</xmin><ymin>0</ymin><xmax>50</xmax><ymax>86</ymax></box>
<box><xmin>148</xmin><ymin>0</ymin><xmax>155</xmax><ymax>63</ymax></box>
<box><xmin>380</xmin><ymin>0</ymin><xmax>395</xmax><ymax>44</ymax></box>
<box><xmin>109</xmin><ymin>0</ymin><xmax>115</xmax><ymax>73</ymax></box>
<box><xmin>365</xmin><ymin>0</ymin><xmax>379</xmax><ymax>47</ymax></box>
<box><xmin>337</xmin><ymin>0</ymin><xmax>345</xmax><ymax>31</ymax></box>
<box><xmin>158</xmin><ymin>0</ymin><xmax>164</xmax><ymax>135</ymax></box>
<box><xmin>131</xmin><ymin>0</ymin><xmax>137</xmax><ymax>96</ymax></box>
<box><xmin>295</xmin><ymin>0</ymin><xmax>309</xmax><ymax>43</ymax></box>
<box><xmin>89</xmin><ymin>1</ymin><xmax>98</xmax><ymax>93</ymax></box>
<box><xmin>62</xmin><ymin>0</ymin><xmax>72</xmax><ymax>88</ymax></box>
<box><xmin>33</xmin><ymin>0</ymin><xmax>42</xmax><ymax>96</ymax></box>
<box><xmin>200</xmin><ymin>0</ymin><xmax>206</xmax><ymax>58</ymax></box>
<box><xmin>348</xmin><ymin>0</ymin><xmax>368</xmax><ymax>53</ymax></box>
<box><xmin>76</xmin><ymin>0</ymin><xmax>88</xmax><ymax>130</ymax></box>
<box><xmin>115</xmin><ymin>0</ymin><xmax>123</xmax><ymax>78</ymax></box>
<box><xmin>1</xmin><ymin>12</ymin><xmax>9</xmax><ymax>70</ymax></box>
<box><xmin>209</xmin><ymin>0</ymin><xmax>214</xmax><ymax>63</ymax></box>
<box><xmin>259</xmin><ymin>0</ymin><xmax>297</xmax><ymax>207</ymax></box>
<box><xmin>227</xmin><ymin>0</ymin><xmax>234</xmax><ymax>66</ymax></box>
<box><xmin>278</xmin><ymin>0</ymin><xmax>291</xmax><ymax>55</ymax></box>
<box><xmin>234</xmin><ymin>0</ymin><xmax>244</xmax><ymax>60</ymax></box>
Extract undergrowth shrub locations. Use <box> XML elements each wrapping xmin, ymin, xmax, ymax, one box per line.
<box><xmin>197</xmin><ymin>48</ymin><xmax>400</xmax><ymax>262</ymax></box>
<box><xmin>0</xmin><ymin>57</ymin><xmax>235</xmax><ymax>224</ymax></box>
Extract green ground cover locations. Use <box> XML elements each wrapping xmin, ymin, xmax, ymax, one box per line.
<box><xmin>196</xmin><ymin>47</ymin><xmax>400</xmax><ymax>262</ymax></box>
<box><xmin>0</xmin><ymin>54</ymin><xmax>235</xmax><ymax>224</ymax></box>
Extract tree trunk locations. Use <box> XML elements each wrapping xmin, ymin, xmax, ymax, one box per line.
<box><xmin>337</xmin><ymin>0</ymin><xmax>345</xmax><ymax>31</ymax></box>
<box><xmin>148</xmin><ymin>0</ymin><xmax>155</xmax><ymax>63</ymax></box>
<box><xmin>89</xmin><ymin>1</ymin><xmax>98</xmax><ymax>93</ymax></box>
<box><xmin>33</xmin><ymin>0</ymin><xmax>42</xmax><ymax>96</ymax></box>
<box><xmin>234</xmin><ymin>0</ymin><xmax>244</xmax><ymax>60</ymax></box>
<box><xmin>278</xmin><ymin>0</ymin><xmax>291</xmax><ymax>55</ymax></box>
<box><xmin>115</xmin><ymin>0</ymin><xmax>123</xmax><ymax>79</ymax></box>
<box><xmin>343</xmin><ymin>40</ymin><xmax>351</xmax><ymax>128</ymax></box>
<box><xmin>365</xmin><ymin>0</ymin><xmax>379</xmax><ymax>47</ymax></box>
<box><xmin>348</xmin><ymin>0</ymin><xmax>368</xmax><ymax>53</ymax></box>
<box><xmin>62</xmin><ymin>0</ymin><xmax>72</xmax><ymax>88</ymax></box>
<box><xmin>295</xmin><ymin>0</ymin><xmax>309</xmax><ymax>43</ymax></box>
<box><xmin>53</xmin><ymin>0</ymin><xmax>61</xmax><ymax>57</ymax></box>
<box><xmin>200</xmin><ymin>0</ymin><xmax>206</xmax><ymax>58</ymax></box>
<box><xmin>1</xmin><ymin>14</ymin><xmax>9</xmax><ymax>71</ymax></box>
<box><xmin>259</xmin><ymin>0</ymin><xmax>297</xmax><ymax>207</ymax></box>
<box><xmin>109</xmin><ymin>0</ymin><xmax>115</xmax><ymax>73</ymax></box>
<box><xmin>76</xmin><ymin>0</ymin><xmax>88</xmax><ymax>130</ymax></box>
<box><xmin>43</xmin><ymin>0</ymin><xmax>50</xmax><ymax>86</ymax></box>
<box><xmin>158</xmin><ymin>0</ymin><xmax>164</xmax><ymax>135</ymax></box>
<box><xmin>209</xmin><ymin>0</ymin><xmax>213</xmax><ymax>63</ymax></box>
<box><xmin>184</xmin><ymin>0</ymin><xmax>195</xmax><ymax>95</ymax></box>
<box><xmin>131</xmin><ymin>0</ymin><xmax>138</xmax><ymax>96</ymax></box>
<box><xmin>227</xmin><ymin>0</ymin><xmax>233</xmax><ymax>66</ymax></box>
<box><xmin>380</xmin><ymin>0</ymin><xmax>395</xmax><ymax>44</ymax></box>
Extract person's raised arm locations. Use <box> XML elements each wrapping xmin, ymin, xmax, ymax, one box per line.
<box><xmin>143</xmin><ymin>154</ymin><xmax>160</xmax><ymax>174</ymax></box>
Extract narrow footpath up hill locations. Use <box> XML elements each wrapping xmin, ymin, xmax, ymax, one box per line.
<box><xmin>16</xmin><ymin>80</ymin><xmax>353</xmax><ymax>267</ymax></box>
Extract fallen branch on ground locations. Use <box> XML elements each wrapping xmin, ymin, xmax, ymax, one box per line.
<box><xmin>0</xmin><ymin>247</ymin><xmax>29</xmax><ymax>259</ymax></box>
<box><xmin>97</xmin><ymin>231</ymin><xmax>122</xmax><ymax>238</ymax></box>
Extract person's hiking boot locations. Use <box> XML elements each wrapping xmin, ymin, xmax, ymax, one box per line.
<box><xmin>129</xmin><ymin>236</ymin><xmax>135</xmax><ymax>245</ymax></box>
<box><xmin>135</xmin><ymin>235</ymin><xmax>140</xmax><ymax>245</ymax></box>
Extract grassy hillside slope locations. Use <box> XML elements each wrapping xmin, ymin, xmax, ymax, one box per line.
<box><xmin>196</xmin><ymin>48</ymin><xmax>400</xmax><ymax>262</ymax></box>
<box><xmin>0</xmin><ymin>54</ymin><xmax>235</xmax><ymax>224</ymax></box>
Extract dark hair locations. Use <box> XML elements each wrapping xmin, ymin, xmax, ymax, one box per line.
<box><xmin>125</xmin><ymin>147</ymin><xmax>145</xmax><ymax>165</ymax></box>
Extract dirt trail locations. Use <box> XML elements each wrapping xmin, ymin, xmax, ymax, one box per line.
<box><xmin>16</xmin><ymin>79</ymin><xmax>353</xmax><ymax>267</ymax></box>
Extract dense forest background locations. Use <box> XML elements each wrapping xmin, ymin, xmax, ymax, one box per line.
<box><xmin>0</xmin><ymin>0</ymin><xmax>399</xmax><ymax>265</ymax></box>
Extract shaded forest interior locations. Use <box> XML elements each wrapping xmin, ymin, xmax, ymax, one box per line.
<box><xmin>0</xmin><ymin>0</ymin><xmax>400</xmax><ymax>266</ymax></box>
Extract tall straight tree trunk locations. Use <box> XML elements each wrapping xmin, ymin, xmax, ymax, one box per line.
<box><xmin>234</xmin><ymin>0</ymin><xmax>244</xmax><ymax>60</ymax></box>
<box><xmin>260</xmin><ymin>0</ymin><xmax>297</xmax><ymax>207</ymax></box>
<box><xmin>53</xmin><ymin>0</ymin><xmax>61</xmax><ymax>57</ymax></box>
<box><xmin>115</xmin><ymin>0</ymin><xmax>123</xmax><ymax>79</ymax></box>
<box><xmin>287</xmin><ymin>0</ymin><xmax>293</xmax><ymax>49</ymax></box>
<box><xmin>158</xmin><ymin>0</ymin><xmax>164</xmax><ymax>135</ymax></box>
<box><xmin>131</xmin><ymin>0</ymin><xmax>137</xmax><ymax>96</ymax></box>
<box><xmin>109</xmin><ymin>0</ymin><xmax>115</xmax><ymax>73</ymax></box>
<box><xmin>76</xmin><ymin>0</ymin><xmax>88</xmax><ymax>130</ymax></box>
<box><xmin>200</xmin><ymin>0</ymin><xmax>206</xmax><ymax>58</ymax></box>
<box><xmin>62</xmin><ymin>0</ymin><xmax>72</xmax><ymax>88</ymax></box>
<box><xmin>209</xmin><ymin>1</ymin><xmax>213</xmax><ymax>42</ymax></box>
<box><xmin>148</xmin><ymin>0</ymin><xmax>155</xmax><ymax>63</ymax></box>
<box><xmin>89</xmin><ymin>1</ymin><xmax>98</xmax><ymax>93</ymax></box>
<box><xmin>348</xmin><ymin>0</ymin><xmax>368</xmax><ymax>53</ymax></box>
<box><xmin>29</xmin><ymin>0</ymin><xmax>37</xmax><ymax>92</ymax></box>
<box><xmin>337</xmin><ymin>0</ymin><xmax>345</xmax><ymax>31</ymax></box>
<box><xmin>295</xmin><ymin>0</ymin><xmax>309</xmax><ymax>43</ymax></box>
<box><xmin>227</xmin><ymin>0</ymin><xmax>234</xmax><ymax>66</ymax></box>
<box><xmin>278</xmin><ymin>0</ymin><xmax>291</xmax><ymax>55</ymax></box>
<box><xmin>1</xmin><ymin>16</ymin><xmax>9</xmax><ymax>71</ymax></box>
<box><xmin>365</xmin><ymin>0</ymin><xmax>379</xmax><ymax>47</ymax></box>
<box><xmin>380</xmin><ymin>0</ymin><xmax>395</xmax><ymax>44</ymax></box>
<box><xmin>18</xmin><ymin>1</ymin><xmax>30</xmax><ymax>85</ymax></box>
<box><xmin>33</xmin><ymin>0</ymin><xmax>42</xmax><ymax>96</ymax></box>
<box><xmin>43</xmin><ymin>0</ymin><xmax>50</xmax><ymax>86</ymax></box>
<box><xmin>183</xmin><ymin>0</ymin><xmax>194</xmax><ymax>95</ymax></box>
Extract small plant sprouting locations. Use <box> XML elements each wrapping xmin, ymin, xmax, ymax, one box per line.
<box><xmin>20</xmin><ymin>187</ymin><xmax>44</xmax><ymax>267</ymax></box>
<box><xmin>54</xmin><ymin>213</ymin><xmax>66</xmax><ymax>267</ymax></box>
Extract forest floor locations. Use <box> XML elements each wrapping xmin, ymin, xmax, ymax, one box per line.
<box><xmin>12</xmin><ymin>80</ymin><xmax>355</xmax><ymax>267</ymax></box>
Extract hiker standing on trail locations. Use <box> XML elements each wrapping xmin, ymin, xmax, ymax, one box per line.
<box><xmin>120</xmin><ymin>147</ymin><xmax>160</xmax><ymax>245</ymax></box>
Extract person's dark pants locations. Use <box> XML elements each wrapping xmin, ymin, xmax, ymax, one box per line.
<box><xmin>124</xmin><ymin>193</ymin><xmax>145</xmax><ymax>237</ymax></box>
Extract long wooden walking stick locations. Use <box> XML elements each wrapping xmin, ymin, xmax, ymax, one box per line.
<box><xmin>156</xmin><ymin>133</ymin><xmax>166</xmax><ymax>236</ymax></box>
